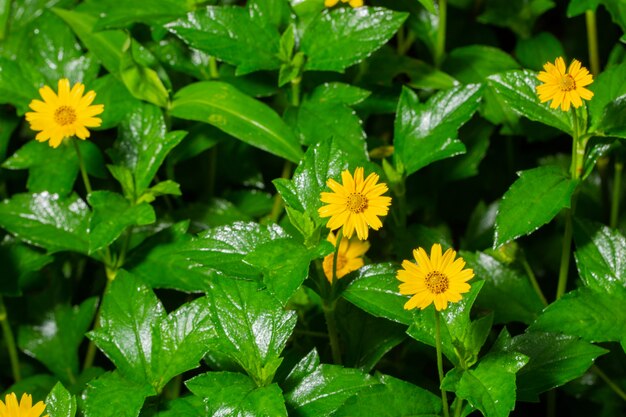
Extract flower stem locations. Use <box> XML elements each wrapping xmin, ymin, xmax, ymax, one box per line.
<box><xmin>0</xmin><ymin>296</ymin><xmax>20</xmax><ymax>381</ymax></box>
<box><xmin>592</xmin><ymin>365</ymin><xmax>626</xmax><ymax>401</ymax></box>
<box><xmin>73</xmin><ymin>140</ymin><xmax>92</xmax><ymax>195</ymax></box>
<box><xmin>557</xmin><ymin>110</ymin><xmax>584</xmax><ymax>300</ymax></box>
<box><xmin>434</xmin><ymin>0</ymin><xmax>447</xmax><ymax>68</ymax></box>
<box><xmin>610</xmin><ymin>161</ymin><xmax>623</xmax><ymax>228</ymax></box>
<box><xmin>435</xmin><ymin>311</ymin><xmax>450</xmax><ymax>417</ymax></box>
<box><xmin>290</xmin><ymin>77</ymin><xmax>302</xmax><ymax>107</ymax></box>
<box><xmin>453</xmin><ymin>398</ymin><xmax>464</xmax><ymax>417</ymax></box>
<box><xmin>520</xmin><ymin>256</ymin><xmax>548</xmax><ymax>307</ymax></box>
<box><xmin>323</xmin><ymin>299</ymin><xmax>342</xmax><ymax>365</ymax></box>
<box><xmin>209</xmin><ymin>56</ymin><xmax>219</xmax><ymax>79</ymax></box>
<box><xmin>585</xmin><ymin>10</ymin><xmax>601</xmax><ymax>75</ymax></box>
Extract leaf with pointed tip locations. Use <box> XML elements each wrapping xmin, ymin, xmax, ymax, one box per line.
<box><xmin>127</xmin><ymin>221</ymin><xmax>287</xmax><ymax>292</ymax></box>
<box><xmin>166</xmin><ymin>5</ymin><xmax>281</xmax><ymax>75</ymax></box>
<box><xmin>343</xmin><ymin>263</ymin><xmax>413</xmax><ymax>326</ymax></box>
<box><xmin>282</xmin><ymin>350</ymin><xmax>377</xmax><ymax>416</ymax></box>
<box><xmin>206</xmin><ymin>278</ymin><xmax>296</xmax><ymax>386</ymax></box>
<box><xmin>18</xmin><ymin>298</ymin><xmax>97</xmax><ymax>384</ymax></box>
<box><xmin>301</xmin><ymin>7</ymin><xmax>407</xmax><ymax>72</ymax></box>
<box><xmin>80</xmin><ymin>371</ymin><xmax>154</xmax><ymax>417</ymax></box>
<box><xmin>494</xmin><ymin>166</ymin><xmax>577</xmax><ymax>247</ymax></box>
<box><xmin>186</xmin><ymin>372</ymin><xmax>288</xmax><ymax>416</ymax></box>
<box><xmin>87</xmin><ymin>191</ymin><xmax>155</xmax><ymax>254</ymax></box>
<box><xmin>45</xmin><ymin>382</ymin><xmax>76</xmax><ymax>417</ymax></box>
<box><xmin>0</xmin><ymin>192</ymin><xmax>90</xmax><ymax>254</ymax></box>
<box><xmin>442</xmin><ymin>352</ymin><xmax>528</xmax><ymax>417</ymax></box>
<box><xmin>393</xmin><ymin>84</ymin><xmax>483</xmax><ymax>176</ymax></box>
<box><xmin>170</xmin><ymin>81</ymin><xmax>302</xmax><ymax>163</ymax></box>
<box><xmin>487</xmin><ymin>70</ymin><xmax>572</xmax><ymax>134</ymax></box>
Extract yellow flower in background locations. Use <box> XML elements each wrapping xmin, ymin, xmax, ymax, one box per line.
<box><xmin>536</xmin><ymin>57</ymin><xmax>594</xmax><ymax>112</ymax></box>
<box><xmin>322</xmin><ymin>231</ymin><xmax>370</xmax><ymax>282</ymax></box>
<box><xmin>325</xmin><ymin>0</ymin><xmax>364</xmax><ymax>8</ymax></box>
<box><xmin>397</xmin><ymin>244</ymin><xmax>474</xmax><ymax>311</ymax></box>
<box><xmin>25</xmin><ymin>78</ymin><xmax>104</xmax><ymax>148</ymax></box>
<box><xmin>318</xmin><ymin>167</ymin><xmax>392</xmax><ymax>240</ymax></box>
<box><xmin>0</xmin><ymin>393</ymin><xmax>48</xmax><ymax>417</ymax></box>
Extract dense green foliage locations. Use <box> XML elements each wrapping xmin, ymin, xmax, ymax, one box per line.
<box><xmin>0</xmin><ymin>0</ymin><xmax>625</xmax><ymax>416</ymax></box>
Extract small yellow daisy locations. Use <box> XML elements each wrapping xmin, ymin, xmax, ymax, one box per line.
<box><xmin>25</xmin><ymin>78</ymin><xmax>104</xmax><ymax>148</ymax></box>
<box><xmin>318</xmin><ymin>167</ymin><xmax>392</xmax><ymax>240</ymax></box>
<box><xmin>536</xmin><ymin>57</ymin><xmax>594</xmax><ymax>112</ymax></box>
<box><xmin>322</xmin><ymin>231</ymin><xmax>370</xmax><ymax>282</ymax></box>
<box><xmin>0</xmin><ymin>393</ymin><xmax>48</xmax><ymax>417</ymax></box>
<box><xmin>325</xmin><ymin>0</ymin><xmax>364</xmax><ymax>8</ymax></box>
<box><xmin>397</xmin><ymin>244</ymin><xmax>474</xmax><ymax>311</ymax></box>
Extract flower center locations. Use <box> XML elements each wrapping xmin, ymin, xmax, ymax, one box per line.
<box><xmin>54</xmin><ymin>106</ymin><xmax>77</xmax><ymax>126</ymax></box>
<box><xmin>346</xmin><ymin>192</ymin><xmax>368</xmax><ymax>213</ymax></box>
<box><xmin>425</xmin><ymin>271</ymin><xmax>449</xmax><ymax>294</ymax></box>
<box><xmin>559</xmin><ymin>74</ymin><xmax>576</xmax><ymax>92</ymax></box>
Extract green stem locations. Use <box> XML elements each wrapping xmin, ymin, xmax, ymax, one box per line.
<box><xmin>209</xmin><ymin>56</ymin><xmax>219</xmax><ymax>79</ymax></box>
<box><xmin>520</xmin><ymin>256</ymin><xmax>548</xmax><ymax>307</ymax></box>
<box><xmin>83</xmin><ymin>277</ymin><xmax>113</xmax><ymax>370</ymax></box>
<box><xmin>610</xmin><ymin>161</ymin><xmax>623</xmax><ymax>229</ymax></box>
<box><xmin>73</xmin><ymin>140</ymin><xmax>92</xmax><ymax>195</ymax></box>
<box><xmin>435</xmin><ymin>311</ymin><xmax>450</xmax><ymax>417</ymax></box>
<box><xmin>0</xmin><ymin>296</ymin><xmax>20</xmax><ymax>381</ymax></box>
<box><xmin>453</xmin><ymin>398</ymin><xmax>464</xmax><ymax>417</ymax></box>
<box><xmin>268</xmin><ymin>161</ymin><xmax>293</xmax><ymax>223</ymax></box>
<box><xmin>290</xmin><ymin>77</ymin><xmax>301</xmax><ymax>107</ymax></box>
<box><xmin>331</xmin><ymin>229</ymin><xmax>343</xmax><ymax>286</ymax></box>
<box><xmin>323</xmin><ymin>300</ymin><xmax>342</xmax><ymax>365</ymax></box>
<box><xmin>434</xmin><ymin>0</ymin><xmax>447</xmax><ymax>67</ymax></box>
<box><xmin>585</xmin><ymin>10</ymin><xmax>601</xmax><ymax>76</ymax></box>
<box><xmin>592</xmin><ymin>365</ymin><xmax>626</xmax><ymax>401</ymax></box>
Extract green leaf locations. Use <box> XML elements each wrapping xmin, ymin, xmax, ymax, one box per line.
<box><xmin>574</xmin><ymin>218</ymin><xmax>626</xmax><ymax>293</ymax></box>
<box><xmin>478</xmin><ymin>0</ymin><xmax>556</xmax><ymax>38</ymax></box>
<box><xmin>170</xmin><ymin>81</ymin><xmax>302</xmax><ymax>163</ymax></box>
<box><xmin>186</xmin><ymin>372</ymin><xmax>288</xmax><ymax>416</ymax></box>
<box><xmin>119</xmin><ymin>40</ymin><xmax>170</xmax><ymax>108</ymax></box>
<box><xmin>110</xmin><ymin>103</ymin><xmax>186</xmax><ymax>196</ymax></box>
<box><xmin>443</xmin><ymin>46</ymin><xmax>519</xmax><ymax>83</ymax></box>
<box><xmin>90</xmin><ymin>75</ymin><xmax>142</xmax><ymax>130</ymax></box>
<box><xmin>127</xmin><ymin>221</ymin><xmax>287</xmax><ymax>292</ymax></box>
<box><xmin>166</xmin><ymin>5</ymin><xmax>281</xmax><ymax>75</ymax></box>
<box><xmin>603</xmin><ymin>0</ymin><xmax>626</xmax><ymax>42</ymax></box>
<box><xmin>343</xmin><ymin>263</ymin><xmax>413</xmax><ymax>326</ymax></box>
<box><xmin>514</xmin><ymin>32</ymin><xmax>565</xmax><ymax>71</ymax></box>
<box><xmin>89</xmin><ymin>271</ymin><xmax>214</xmax><ymax>391</ymax></box>
<box><xmin>394</xmin><ymin>84</ymin><xmax>483</xmax><ymax>176</ymax></box>
<box><xmin>494</xmin><ymin>166</ymin><xmax>578</xmax><ymax>247</ymax></box>
<box><xmin>18</xmin><ymin>298</ymin><xmax>98</xmax><ymax>384</ymax></box>
<box><xmin>496</xmin><ymin>330</ymin><xmax>607</xmax><ymax>401</ymax></box>
<box><xmin>206</xmin><ymin>278</ymin><xmax>296</xmax><ymax>386</ymax></box>
<box><xmin>588</xmin><ymin>62</ymin><xmax>626</xmax><ymax>137</ymax></box>
<box><xmin>89</xmin><ymin>0</ymin><xmax>190</xmax><ymax>30</ymax></box>
<box><xmin>333</xmin><ymin>373</ymin><xmax>441</xmax><ymax>417</ymax></box>
<box><xmin>138</xmin><ymin>180</ymin><xmax>181</xmax><ymax>204</ymax></box>
<box><xmin>244</xmin><ymin>238</ymin><xmax>320</xmax><ymax>305</ymax></box>
<box><xmin>80</xmin><ymin>371</ymin><xmax>154</xmax><ymax>417</ymax></box>
<box><xmin>45</xmin><ymin>382</ymin><xmax>76</xmax><ymax>417</ymax></box>
<box><xmin>442</xmin><ymin>352</ymin><xmax>528</xmax><ymax>417</ymax></box>
<box><xmin>0</xmin><ymin>242</ymin><xmax>53</xmax><ymax>296</ymax></box>
<box><xmin>282</xmin><ymin>350</ymin><xmax>377</xmax><ymax>416</ymax></box>
<box><xmin>464</xmin><ymin>251</ymin><xmax>545</xmax><ymax>324</ymax></box>
<box><xmin>0</xmin><ymin>192</ymin><xmax>90</xmax><ymax>254</ymax></box>
<box><xmin>0</xmin><ymin>57</ymin><xmax>43</xmax><ymax>113</ymax></box>
<box><xmin>532</xmin><ymin>287</ymin><xmax>626</xmax><ymax>343</ymax></box>
<box><xmin>487</xmin><ymin>70</ymin><xmax>573</xmax><ymax>134</ymax></box>
<box><xmin>87</xmin><ymin>191</ymin><xmax>155</xmax><ymax>254</ymax></box>
<box><xmin>28</xmin><ymin>12</ymin><xmax>99</xmax><ymax>86</ymax></box>
<box><xmin>301</xmin><ymin>7</ymin><xmax>408</xmax><ymax>72</ymax></box>
<box><xmin>337</xmin><ymin>302</ymin><xmax>406</xmax><ymax>372</ymax></box>
<box><xmin>567</xmin><ymin>0</ymin><xmax>601</xmax><ymax>16</ymax></box>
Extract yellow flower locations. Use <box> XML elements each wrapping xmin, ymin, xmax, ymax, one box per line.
<box><xmin>318</xmin><ymin>167</ymin><xmax>392</xmax><ymax>240</ymax></box>
<box><xmin>322</xmin><ymin>231</ymin><xmax>370</xmax><ymax>282</ymax></box>
<box><xmin>536</xmin><ymin>57</ymin><xmax>594</xmax><ymax>112</ymax></box>
<box><xmin>25</xmin><ymin>78</ymin><xmax>104</xmax><ymax>148</ymax></box>
<box><xmin>0</xmin><ymin>393</ymin><xmax>48</xmax><ymax>417</ymax></box>
<box><xmin>397</xmin><ymin>244</ymin><xmax>474</xmax><ymax>311</ymax></box>
<box><xmin>325</xmin><ymin>0</ymin><xmax>364</xmax><ymax>8</ymax></box>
